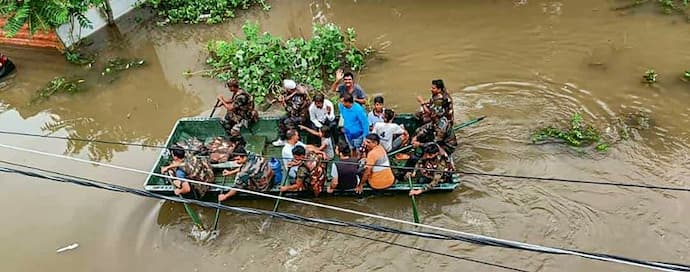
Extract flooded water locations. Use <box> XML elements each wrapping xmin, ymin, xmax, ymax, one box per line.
<box><xmin>1</xmin><ymin>1</ymin><xmax>689</xmax><ymax>271</ymax></box>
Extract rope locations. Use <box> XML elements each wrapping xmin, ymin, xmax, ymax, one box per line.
<box><xmin>0</xmin><ymin>148</ymin><xmax>688</xmax><ymax>271</ymax></box>
<box><xmin>1</xmin><ymin>130</ymin><xmax>689</xmax><ymax>193</ymax></box>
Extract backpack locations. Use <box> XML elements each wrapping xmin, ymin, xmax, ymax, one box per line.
<box><xmin>182</xmin><ymin>155</ymin><xmax>215</xmax><ymax>198</ymax></box>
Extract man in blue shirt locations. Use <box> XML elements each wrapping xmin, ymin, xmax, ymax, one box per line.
<box><xmin>338</xmin><ymin>93</ymin><xmax>369</xmax><ymax>157</ymax></box>
<box><xmin>330</xmin><ymin>69</ymin><xmax>367</xmax><ymax>105</ymax></box>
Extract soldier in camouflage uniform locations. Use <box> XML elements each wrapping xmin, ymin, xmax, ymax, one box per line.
<box><xmin>217</xmin><ymin>148</ymin><xmax>274</xmax><ymax>201</ymax></box>
<box><xmin>407</xmin><ymin>143</ymin><xmax>454</xmax><ymax>196</ymax></box>
<box><xmin>272</xmin><ymin>79</ymin><xmax>310</xmax><ymax>146</ymax></box>
<box><xmin>411</xmin><ymin>103</ymin><xmax>458</xmax><ymax>155</ymax></box>
<box><xmin>415</xmin><ymin>79</ymin><xmax>454</xmax><ymax>125</ymax></box>
<box><xmin>161</xmin><ymin>147</ymin><xmax>215</xmax><ymax>198</ymax></box>
<box><xmin>217</xmin><ymin>79</ymin><xmax>258</xmax><ymax>135</ymax></box>
<box><xmin>278</xmin><ymin>145</ymin><xmax>327</xmax><ymax>197</ymax></box>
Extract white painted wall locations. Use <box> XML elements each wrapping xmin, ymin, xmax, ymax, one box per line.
<box><xmin>56</xmin><ymin>0</ymin><xmax>139</xmax><ymax>47</ymax></box>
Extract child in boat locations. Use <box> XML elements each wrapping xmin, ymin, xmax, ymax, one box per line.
<box><xmin>406</xmin><ymin>143</ymin><xmax>454</xmax><ymax>196</ymax></box>
<box><xmin>367</xmin><ymin>96</ymin><xmax>385</xmax><ymax>128</ymax></box>
<box><xmin>297</xmin><ymin>124</ymin><xmax>335</xmax><ymax>159</ymax></box>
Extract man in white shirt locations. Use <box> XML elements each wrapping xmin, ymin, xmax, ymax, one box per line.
<box><xmin>280</xmin><ymin>129</ymin><xmax>324</xmax><ymax>177</ymax></box>
<box><xmin>308</xmin><ymin>94</ymin><xmax>335</xmax><ymax>129</ymax></box>
<box><xmin>372</xmin><ymin>109</ymin><xmax>408</xmax><ymax>152</ymax></box>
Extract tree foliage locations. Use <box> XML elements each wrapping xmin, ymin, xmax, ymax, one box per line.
<box><xmin>142</xmin><ymin>0</ymin><xmax>269</xmax><ymax>25</ymax></box>
<box><xmin>204</xmin><ymin>21</ymin><xmax>372</xmax><ymax>104</ymax></box>
<box><xmin>0</xmin><ymin>0</ymin><xmax>104</xmax><ymax>37</ymax></box>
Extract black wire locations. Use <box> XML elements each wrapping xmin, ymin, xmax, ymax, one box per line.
<box><xmin>2</xmin><ymin>130</ymin><xmax>690</xmax><ymax>193</ymax></box>
<box><xmin>286</xmin><ymin>221</ymin><xmax>530</xmax><ymax>272</ymax></box>
<box><xmin>0</xmin><ymin>160</ymin><xmax>688</xmax><ymax>272</ymax></box>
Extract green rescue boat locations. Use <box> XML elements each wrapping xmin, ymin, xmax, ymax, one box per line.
<box><xmin>144</xmin><ymin>114</ymin><xmax>484</xmax><ymax>199</ymax></box>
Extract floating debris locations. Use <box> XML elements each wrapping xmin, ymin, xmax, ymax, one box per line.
<box><xmin>643</xmin><ymin>69</ymin><xmax>658</xmax><ymax>84</ymax></box>
<box><xmin>101</xmin><ymin>58</ymin><xmax>146</xmax><ymax>83</ymax></box>
<box><xmin>56</xmin><ymin>243</ymin><xmax>79</xmax><ymax>253</ymax></box>
<box><xmin>31</xmin><ymin>77</ymin><xmax>87</xmax><ymax>104</ymax></box>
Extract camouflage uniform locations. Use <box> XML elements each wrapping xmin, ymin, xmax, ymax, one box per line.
<box><xmin>206</xmin><ymin>136</ymin><xmax>245</xmax><ymax>163</ymax></box>
<box><xmin>278</xmin><ymin>86</ymin><xmax>310</xmax><ymax>140</ymax></box>
<box><xmin>294</xmin><ymin>153</ymin><xmax>327</xmax><ymax>197</ymax></box>
<box><xmin>413</xmin><ymin>152</ymin><xmax>454</xmax><ymax>191</ymax></box>
<box><xmin>416</xmin><ymin>92</ymin><xmax>454</xmax><ymax>124</ymax></box>
<box><xmin>223</xmin><ymin>89</ymin><xmax>258</xmax><ymax>134</ymax></box>
<box><xmin>233</xmin><ymin>154</ymin><xmax>273</xmax><ymax>192</ymax></box>
<box><xmin>181</xmin><ymin>155</ymin><xmax>215</xmax><ymax>198</ymax></box>
<box><xmin>413</xmin><ymin>116</ymin><xmax>458</xmax><ymax>155</ymax></box>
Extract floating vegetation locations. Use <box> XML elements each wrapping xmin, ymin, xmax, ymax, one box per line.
<box><xmin>31</xmin><ymin>77</ymin><xmax>87</xmax><ymax>104</ymax></box>
<box><xmin>142</xmin><ymin>0</ymin><xmax>270</xmax><ymax>25</ymax></box>
<box><xmin>643</xmin><ymin>69</ymin><xmax>658</xmax><ymax>84</ymax></box>
<box><xmin>65</xmin><ymin>50</ymin><xmax>97</xmax><ymax>65</ymax></box>
<box><xmin>532</xmin><ymin>113</ymin><xmax>607</xmax><ymax>150</ymax></box>
<box><xmin>532</xmin><ymin>111</ymin><xmax>653</xmax><ymax>153</ymax></box>
<box><xmin>101</xmin><ymin>58</ymin><xmax>146</xmax><ymax>82</ymax></box>
<box><xmin>203</xmin><ymin>21</ymin><xmax>373</xmax><ymax>105</ymax></box>
<box><xmin>614</xmin><ymin>0</ymin><xmax>690</xmax><ymax>21</ymax></box>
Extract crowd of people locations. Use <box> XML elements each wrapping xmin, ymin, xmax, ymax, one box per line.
<box><xmin>162</xmin><ymin>69</ymin><xmax>458</xmax><ymax>200</ymax></box>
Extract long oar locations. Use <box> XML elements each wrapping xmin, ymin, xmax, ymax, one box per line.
<box><xmin>260</xmin><ymin>165</ymin><xmax>290</xmax><ymax>232</ymax></box>
<box><xmin>407</xmin><ymin>176</ymin><xmax>421</xmax><ymax>223</ymax></box>
<box><xmin>211</xmin><ymin>175</ymin><xmax>228</xmax><ymax>233</ymax></box>
<box><xmin>209</xmin><ymin>99</ymin><xmax>221</xmax><ymax>118</ymax></box>
<box><xmin>388</xmin><ymin>116</ymin><xmax>487</xmax><ymax>158</ymax></box>
<box><xmin>166</xmin><ymin>173</ymin><xmax>205</xmax><ymax>230</ymax></box>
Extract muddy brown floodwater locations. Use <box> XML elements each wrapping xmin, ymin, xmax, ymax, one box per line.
<box><xmin>1</xmin><ymin>1</ymin><xmax>689</xmax><ymax>271</ymax></box>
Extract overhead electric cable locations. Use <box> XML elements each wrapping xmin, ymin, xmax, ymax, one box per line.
<box><xmin>0</xmin><ymin>146</ymin><xmax>688</xmax><ymax>272</ymax></box>
<box><xmin>1</xmin><ymin>131</ymin><xmax>689</xmax><ymax>193</ymax></box>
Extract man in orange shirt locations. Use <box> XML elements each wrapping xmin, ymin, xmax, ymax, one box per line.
<box><xmin>355</xmin><ymin>134</ymin><xmax>395</xmax><ymax>193</ymax></box>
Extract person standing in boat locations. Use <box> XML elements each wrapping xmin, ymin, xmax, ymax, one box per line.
<box><xmin>330</xmin><ymin>69</ymin><xmax>367</xmax><ymax>105</ymax></box>
<box><xmin>367</xmin><ymin>96</ymin><xmax>386</xmax><ymax>128</ymax></box>
<box><xmin>372</xmin><ymin>109</ymin><xmax>409</xmax><ymax>153</ymax></box>
<box><xmin>406</xmin><ymin>143</ymin><xmax>454</xmax><ymax>196</ymax></box>
<box><xmin>411</xmin><ymin>104</ymin><xmax>458</xmax><ymax>155</ymax></box>
<box><xmin>355</xmin><ymin>134</ymin><xmax>395</xmax><ymax>193</ymax></box>
<box><xmin>217</xmin><ymin>147</ymin><xmax>274</xmax><ymax>201</ymax></box>
<box><xmin>326</xmin><ymin>141</ymin><xmax>360</xmax><ymax>193</ymax></box>
<box><xmin>415</xmin><ymin>79</ymin><xmax>454</xmax><ymax>125</ymax></box>
<box><xmin>273</xmin><ymin>79</ymin><xmax>310</xmax><ymax>146</ymax></box>
<box><xmin>279</xmin><ymin>145</ymin><xmax>327</xmax><ymax>197</ymax></box>
<box><xmin>217</xmin><ymin>79</ymin><xmax>258</xmax><ymax>135</ymax></box>
<box><xmin>339</xmin><ymin>94</ymin><xmax>369</xmax><ymax>157</ymax></box>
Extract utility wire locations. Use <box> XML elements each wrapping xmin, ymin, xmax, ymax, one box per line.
<box><xmin>1</xmin><ymin>130</ymin><xmax>689</xmax><ymax>193</ymax></box>
<box><xmin>0</xmin><ymin>151</ymin><xmax>688</xmax><ymax>271</ymax></box>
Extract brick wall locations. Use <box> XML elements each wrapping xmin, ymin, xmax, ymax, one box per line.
<box><xmin>0</xmin><ymin>18</ymin><xmax>64</xmax><ymax>50</ymax></box>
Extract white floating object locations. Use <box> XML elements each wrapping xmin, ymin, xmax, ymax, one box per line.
<box><xmin>56</xmin><ymin>243</ymin><xmax>79</xmax><ymax>253</ymax></box>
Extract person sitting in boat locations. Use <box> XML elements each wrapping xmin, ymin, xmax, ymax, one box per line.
<box><xmin>217</xmin><ymin>79</ymin><xmax>258</xmax><ymax>135</ymax></box>
<box><xmin>281</xmin><ymin>129</ymin><xmax>325</xmax><ymax>175</ymax></box>
<box><xmin>327</xmin><ymin>141</ymin><xmax>360</xmax><ymax>193</ymax></box>
<box><xmin>330</xmin><ymin>69</ymin><xmax>367</xmax><ymax>105</ymax></box>
<box><xmin>217</xmin><ymin>147</ymin><xmax>274</xmax><ymax>201</ymax></box>
<box><xmin>411</xmin><ymin>104</ymin><xmax>458</xmax><ymax>155</ymax></box>
<box><xmin>367</xmin><ymin>96</ymin><xmax>386</xmax><ymax>127</ymax></box>
<box><xmin>160</xmin><ymin>147</ymin><xmax>215</xmax><ymax>198</ymax></box>
<box><xmin>372</xmin><ymin>109</ymin><xmax>409</xmax><ymax>153</ymax></box>
<box><xmin>415</xmin><ymin>79</ymin><xmax>454</xmax><ymax>125</ymax></box>
<box><xmin>406</xmin><ymin>143</ymin><xmax>454</xmax><ymax>196</ymax></box>
<box><xmin>339</xmin><ymin>93</ymin><xmax>369</xmax><ymax>157</ymax></box>
<box><xmin>308</xmin><ymin>93</ymin><xmax>336</xmax><ymax>131</ymax></box>
<box><xmin>355</xmin><ymin>134</ymin><xmax>395</xmax><ymax>193</ymax></box>
<box><xmin>279</xmin><ymin>145</ymin><xmax>327</xmax><ymax>197</ymax></box>
<box><xmin>298</xmin><ymin>124</ymin><xmax>335</xmax><ymax>159</ymax></box>
<box><xmin>273</xmin><ymin>79</ymin><xmax>310</xmax><ymax>146</ymax></box>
